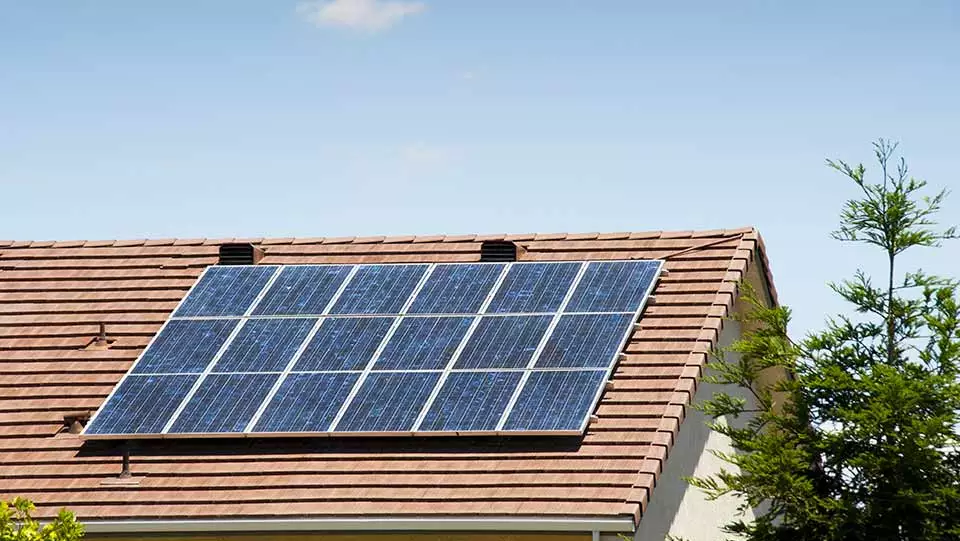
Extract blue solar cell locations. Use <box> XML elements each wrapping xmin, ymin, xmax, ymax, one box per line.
<box><xmin>419</xmin><ymin>371</ymin><xmax>522</xmax><ymax>432</ymax></box>
<box><xmin>335</xmin><ymin>372</ymin><xmax>440</xmax><ymax>432</ymax></box>
<box><xmin>253</xmin><ymin>373</ymin><xmax>359</xmax><ymax>433</ymax></box>
<box><xmin>454</xmin><ymin>315</ymin><xmax>551</xmax><ymax>369</ymax></box>
<box><xmin>503</xmin><ymin>370</ymin><xmax>606</xmax><ymax>431</ymax></box>
<box><xmin>253</xmin><ymin>265</ymin><xmax>353</xmax><ymax>315</ymax></box>
<box><xmin>292</xmin><ymin>317</ymin><xmax>394</xmax><ymax>371</ymax></box>
<box><xmin>330</xmin><ymin>264</ymin><xmax>429</xmax><ymax>314</ymax></box>
<box><xmin>174</xmin><ymin>266</ymin><xmax>277</xmax><ymax>317</ymax></box>
<box><xmin>168</xmin><ymin>373</ymin><xmax>278</xmax><ymax>433</ymax></box>
<box><xmin>212</xmin><ymin>318</ymin><xmax>317</xmax><ymax>373</ymax></box>
<box><xmin>131</xmin><ymin>319</ymin><xmax>238</xmax><ymax>374</ymax></box>
<box><xmin>486</xmin><ymin>262</ymin><xmax>580</xmax><ymax>313</ymax></box>
<box><xmin>535</xmin><ymin>313</ymin><xmax>635</xmax><ymax>369</ymax></box>
<box><xmin>373</xmin><ymin>317</ymin><xmax>473</xmax><ymax>371</ymax></box>
<box><xmin>565</xmin><ymin>260</ymin><xmax>660</xmax><ymax>313</ymax></box>
<box><xmin>408</xmin><ymin>264</ymin><xmax>505</xmax><ymax>314</ymax></box>
<box><xmin>85</xmin><ymin>375</ymin><xmax>198</xmax><ymax>435</ymax></box>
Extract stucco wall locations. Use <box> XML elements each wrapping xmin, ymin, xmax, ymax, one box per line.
<box><xmin>631</xmin><ymin>318</ymin><xmax>755</xmax><ymax>541</ymax></box>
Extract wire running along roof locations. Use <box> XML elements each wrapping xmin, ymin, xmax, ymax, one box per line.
<box><xmin>83</xmin><ymin>259</ymin><xmax>663</xmax><ymax>438</ymax></box>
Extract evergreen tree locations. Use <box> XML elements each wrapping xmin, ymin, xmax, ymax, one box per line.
<box><xmin>691</xmin><ymin>140</ymin><xmax>960</xmax><ymax>540</ymax></box>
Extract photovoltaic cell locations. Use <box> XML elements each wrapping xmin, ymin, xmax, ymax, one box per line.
<box><xmin>503</xmin><ymin>370</ymin><xmax>606</xmax><ymax>431</ymax></box>
<box><xmin>169</xmin><ymin>373</ymin><xmax>278</xmax><ymax>433</ymax></box>
<box><xmin>253</xmin><ymin>265</ymin><xmax>352</xmax><ymax>316</ymax></box>
<box><xmin>565</xmin><ymin>260</ymin><xmax>660</xmax><ymax>313</ymax></box>
<box><xmin>454</xmin><ymin>315</ymin><xmax>551</xmax><ymax>369</ymax></box>
<box><xmin>373</xmin><ymin>316</ymin><xmax>473</xmax><ymax>371</ymax></box>
<box><xmin>212</xmin><ymin>318</ymin><xmax>317</xmax><ymax>373</ymax></box>
<box><xmin>330</xmin><ymin>264</ymin><xmax>428</xmax><ymax>314</ymax></box>
<box><xmin>486</xmin><ymin>262</ymin><xmax>580</xmax><ymax>313</ymax></box>
<box><xmin>174</xmin><ymin>266</ymin><xmax>277</xmax><ymax>317</ymax></box>
<box><xmin>85</xmin><ymin>375</ymin><xmax>198</xmax><ymax>434</ymax></box>
<box><xmin>408</xmin><ymin>263</ymin><xmax>504</xmax><ymax>314</ymax></box>
<box><xmin>419</xmin><ymin>371</ymin><xmax>522</xmax><ymax>432</ymax></box>
<box><xmin>131</xmin><ymin>319</ymin><xmax>238</xmax><ymax>374</ymax></box>
<box><xmin>535</xmin><ymin>313</ymin><xmax>635</xmax><ymax>369</ymax></box>
<box><xmin>335</xmin><ymin>372</ymin><xmax>441</xmax><ymax>432</ymax></box>
<box><xmin>292</xmin><ymin>317</ymin><xmax>394</xmax><ymax>371</ymax></box>
<box><xmin>253</xmin><ymin>372</ymin><xmax>359</xmax><ymax>433</ymax></box>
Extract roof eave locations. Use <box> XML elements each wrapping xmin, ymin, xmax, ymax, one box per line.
<box><xmin>81</xmin><ymin>516</ymin><xmax>637</xmax><ymax>535</ymax></box>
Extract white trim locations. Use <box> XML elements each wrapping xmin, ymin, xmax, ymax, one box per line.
<box><xmin>80</xmin><ymin>516</ymin><xmax>635</xmax><ymax>534</ymax></box>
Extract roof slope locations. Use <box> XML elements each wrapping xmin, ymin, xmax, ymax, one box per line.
<box><xmin>0</xmin><ymin>229</ymin><xmax>774</xmax><ymax>526</ymax></box>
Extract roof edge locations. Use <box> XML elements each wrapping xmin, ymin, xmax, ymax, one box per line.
<box><xmin>80</xmin><ymin>516</ymin><xmax>636</xmax><ymax>534</ymax></box>
<box><xmin>0</xmin><ymin>227</ymin><xmax>759</xmax><ymax>249</ymax></box>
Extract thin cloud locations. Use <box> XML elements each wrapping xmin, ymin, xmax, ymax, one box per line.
<box><xmin>297</xmin><ymin>0</ymin><xmax>425</xmax><ymax>32</ymax></box>
<box><xmin>400</xmin><ymin>142</ymin><xmax>455</xmax><ymax>169</ymax></box>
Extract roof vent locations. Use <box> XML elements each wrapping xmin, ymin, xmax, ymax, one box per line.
<box><xmin>480</xmin><ymin>240</ymin><xmax>523</xmax><ymax>262</ymax></box>
<box><xmin>218</xmin><ymin>243</ymin><xmax>264</xmax><ymax>265</ymax></box>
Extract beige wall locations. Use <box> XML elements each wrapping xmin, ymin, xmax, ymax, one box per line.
<box><xmin>631</xmin><ymin>317</ymin><xmax>755</xmax><ymax>541</ymax></box>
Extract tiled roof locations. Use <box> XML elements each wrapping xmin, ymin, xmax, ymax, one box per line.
<box><xmin>0</xmin><ymin>228</ymin><xmax>775</xmax><ymax>527</ymax></box>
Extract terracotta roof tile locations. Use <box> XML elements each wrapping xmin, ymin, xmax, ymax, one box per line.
<box><xmin>441</xmin><ymin>234</ymin><xmax>477</xmax><ymax>243</ymax></box>
<box><xmin>171</xmin><ymin>238</ymin><xmax>206</xmax><ymax>246</ymax></box>
<box><xmin>411</xmin><ymin>235</ymin><xmax>445</xmax><ymax>243</ymax></box>
<box><xmin>321</xmin><ymin>236</ymin><xmax>356</xmax><ymax>245</ymax></box>
<box><xmin>290</xmin><ymin>237</ymin><xmax>326</xmax><ymax>245</ymax></box>
<box><xmin>0</xmin><ymin>228</ymin><xmax>775</xmax><ymax>530</ymax></box>
<box><xmin>382</xmin><ymin>235</ymin><xmax>417</xmax><ymax>244</ymax></box>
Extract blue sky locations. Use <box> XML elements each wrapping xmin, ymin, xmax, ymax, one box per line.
<box><xmin>2</xmin><ymin>1</ymin><xmax>958</xmax><ymax>335</ymax></box>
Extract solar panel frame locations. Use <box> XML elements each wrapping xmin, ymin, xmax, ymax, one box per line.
<box><xmin>83</xmin><ymin>259</ymin><xmax>664</xmax><ymax>439</ymax></box>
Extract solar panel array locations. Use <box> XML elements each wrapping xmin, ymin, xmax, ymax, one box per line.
<box><xmin>84</xmin><ymin>259</ymin><xmax>662</xmax><ymax>438</ymax></box>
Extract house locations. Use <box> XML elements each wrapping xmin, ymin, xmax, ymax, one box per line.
<box><xmin>0</xmin><ymin>228</ymin><xmax>777</xmax><ymax>541</ymax></box>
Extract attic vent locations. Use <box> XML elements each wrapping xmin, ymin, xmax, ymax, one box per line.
<box><xmin>218</xmin><ymin>243</ymin><xmax>264</xmax><ymax>265</ymax></box>
<box><xmin>480</xmin><ymin>241</ymin><xmax>523</xmax><ymax>262</ymax></box>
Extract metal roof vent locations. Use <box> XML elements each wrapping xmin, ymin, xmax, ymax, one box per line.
<box><xmin>218</xmin><ymin>243</ymin><xmax>264</xmax><ymax>265</ymax></box>
<box><xmin>480</xmin><ymin>240</ymin><xmax>523</xmax><ymax>262</ymax></box>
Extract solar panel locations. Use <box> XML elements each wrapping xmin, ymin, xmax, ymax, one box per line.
<box><xmin>486</xmin><ymin>262</ymin><xmax>580</xmax><ymax>313</ymax></box>
<box><xmin>330</xmin><ymin>264</ymin><xmax>429</xmax><ymax>314</ymax></box>
<box><xmin>168</xmin><ymin>373</ymin><xmax>278</xmax><ymax>434</ymax></box>
<box><xmin>84</xmin><ymin>375</ymin><xmax>198</xmax><ymax>435</ymax></box>
<box><xmin>566</xmin><ymin>260</ymin><xmax>660</xmax><ymax>313</ymax></box>
<box><xmin>373</xmin><ymin>316</ymin><xmax>473</xmax><ymax>371</ymax></box>
<box><xmin>130</xmin><ymin>319</ymin><xmax>237</xmax><ymax>374</ymax></box>
<box><xmin>334</xmin><ymin>372</ymin><xmax>441</xmax><ymax>433</ymax></box>
<box><xmin>252</xmin><ymin>372</ymin><xmax>359</xmax><ymax>433</ymax></box>
<box><xmin>408</xmin><ymin>263</ymin><xmax>505</xmax><ymax>314</ymax></box>
<box><xmin>253</xmin><ymin>265</ymin><xmax>352</xmax><ymax>316</ymax></box>
<box><xmin>454</xmin><ymin>315</ymin><xmax>551</xmax><ymax>369</ymax></box>
<box><xmin>535</xmin><ymin>313</ymin><xmax>636</xmax><ymax>368</ymax></box>
<box><xmin>419</xmin><ymin>371</ymin><xmax>521</xmax><ymax>432</ymax></box>
<box><xmin>174</xmin><ymin>266</ymin><xmax>277</xmax><ymax>317</ymax></box>
<box><xmin>292</xmin><ymin>317</ymin><xmax>394</xmax><ymax>371</ymax></box>
<box><xmin>502</xmin><ymin>370</ymin><xmax>607</xmax><ymax>432</ymax></box>
<box><xmin>84</xmin><ymin>259</ymin><xmax>662</xmax><ymax>438</ymax></box>
<box><xmin>212</xmin><ymin>318</ymin><xmax>316</xmax><ymax>373</ymax></box>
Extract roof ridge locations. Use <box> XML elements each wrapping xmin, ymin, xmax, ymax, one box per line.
<box><xmin>0</xmin><ymin>227</ymin><xmax>759</xmax><ymax>250</ymax></box>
